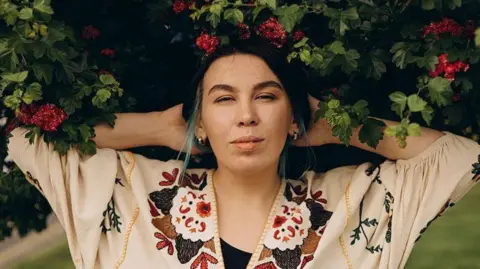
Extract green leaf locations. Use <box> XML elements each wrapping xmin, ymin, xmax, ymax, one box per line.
<box><xmin>78</xmin><ymin>124</ymin><xmax>92</xmax><ymax>142</ymax></box>
<box><xmin>33</xmin><ymin>0</ymin><xmax>54</xmax><ymax>14</ymax></box>
<box><xmin>427</xmin><ymin>77</ymin><xmax>453</xmax><ymax>106</ymax></box>
<box><xmin>273</xmin><ymin>4</ymin><xmax>304</xmax><ymax>33</ymax></box>
<box><xmin>265</xmin><ymin>0</ymin><xmax>276</xmax><ymax>10</ymax></box>
<box><xmin>327</xmin><ymin>99</ymin><xmax>340</xmax><ymax>109</ymax></box>
<box><xmin>407</xmin><ymin>95</ymin><xmax>427</xmax><ymax>112</ymax></box>
<box><xmin>18</xmin><ymin>8</ymin><xmax>33</xmax><ymax>20</ymax></box>
<box><xmin>341</xmin><ymin>49</ymin><xmax>360</xmax><ymax>74</ymax></box>
<box><xmin>206</xmin><ymin>13</ymin><xmax>221</xmax><ymax>28</ymax></box>
<box><xmin>310</xmin><ymin>49</ymin><xmax>324</xmax><ymax>70</ymax></box>
<box><xmin>358</xmin><ymin>118</ymin><xmax>386</xmax><ymax>149</ymax></box>
<box><xmin>293</xmin><ymin>37</ymin><xmax>309</xmax><ymax>48</ymax></box>
<box><xmin>329</xmin><ymin>41</ymin><xmax>345</xmax><ymax>55</ymax></box>
<box><xmin>407</xmin><ymin>123</ymin><xmax>421</xmax><ymax>136</ymax></box>
<box><xmin>299</xmin><ymin>49</ymin><xmax>311</xmax><ymax>64</ymax></box>
<box><xmin>390</xmin><ymin>42</ymin><xmax>419</xmax><ymax>69</ymax></box>
<box><xmin>31</xmin><ymin>64</ymin><xmax>53</xmax><ymax>85</ymax></box>
<box><xmin>23</xmin><ymin>82</ymin><xmax>43</xmax><ymax>104</ymax></box>
<box><xmin>389</xmin><ymin>91</ymin><xmax>407</xmax><ymax>117</ymax></box>
<box><xmin>342</xmin><ymin>7</ymin><xmax>359</xmax><ymax>20</ymax></box>
<box><xmin>92</xmin><ymin>88</ymin><xmax>112</xmax><ymax>107</ymax></box>
<box><xmin>209</xmin><ymin>4</ymin><xmax>223</xmax><ymax>16</ymax></box>
<box><xmin>78</xmin><ymin>140</ymin><xmax>97</xmax><ymax>155</ymax></box>
<box><xmin>224</xmin><ymin>8</ymin><xmax>244</xmax><ymax>25</ymax></box>
<box><xmin>1</xmin><ymin>71</ymin><xmax>29</xmax><ymax>82</ymax></box>
<box><xmin>99</xmin><ymin>74</ymin><xmax>116</xmax><ymax>85</ymax></box>
<box><xmin>421</xmin><ymin>105</ymin><xmax>434</xmax><ymax>126</ymax></box>
<box><xmin>384</xmin><ymin>125</ymin><xmax>397</xmax><ymax>137</ymax></box>
<box><xmin>422</xmin><ymin>0</ymin><xmax>435</xmax><ymax>10</ymax></box>
<box><xmin>4</xmin><ymin>5</ymin><xmax>19</xmax><ymax>25</ymax></box>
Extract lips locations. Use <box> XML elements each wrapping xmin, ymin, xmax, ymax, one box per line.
<box><xmin>231</xmin><ymin>136</ymin><xmax>264</xmax><ymax>143</ymax></box>
<box><xmin>231</xmin><ymin>136</ymin><xmax>264</xmax><ymax>151</ymax></box>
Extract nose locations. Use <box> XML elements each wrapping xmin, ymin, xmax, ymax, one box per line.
<box><xmin>237</xmin><ymin>101</ymin><xmax>259</xmax><ymax>127</ymax></box>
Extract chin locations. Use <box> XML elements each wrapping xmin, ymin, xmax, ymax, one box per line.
<box><xmin>227</xmin><ymin>156</ymin><xmax>275</xmax><ymax>175</ymax></box>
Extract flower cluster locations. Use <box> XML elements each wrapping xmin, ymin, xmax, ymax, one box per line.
<box><xmin>238</xmin><ymin>23</ymin><xmax>251</xmax><ymax>40</ymax></box>
<box><xmin>81</xmin><ymin>25</ymin><xmax>101</xmax><ymax>40</ymax></box>
<box><xmin>293</xmin><ymin>30</ymin><xmax>305</xmax><ymax>42</ymax></box>
<box><xmin>423</xmin><ymin>18</ymin><xmax>474</xmax><ymax>40</ymax></box>
<box><xmin>17</xmin><ymin>104</ymin><xmax>68</xmax><ymax>132</ymax></box>
<box><xmin>173</xmin><ymin>0</ymin><xmax>193</xmax><ymax>13</ymax></box>
<box><xmin>256</xmin><ymin>17</ymin><xmax>287</xmax><ymax>48</ymax></box>
<box><xmin>429</xmin><ymin>53</ymin><xmax>469</xmax><ymax>81</ymax></box>
<box><xmin>101</xmin><ymin>48</ymin><xmax>116</xmax><ymax>58</ymax></box>
<box><xmin>195</xmin><ymin>32</ymin><xmax>219</xmax><ymax>56</ymax></box>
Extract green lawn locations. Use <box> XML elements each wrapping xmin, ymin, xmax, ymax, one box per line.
<box><xmin>13</xmin><ymin>186</ymin><xmax>480</xmax><ymax>269</ymax></box>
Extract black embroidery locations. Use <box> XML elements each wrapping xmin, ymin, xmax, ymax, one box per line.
<box><xmin>149</xmin><ymin>186</ymin><xmax>179</xmax><ymax>215</ymax></box>
<box><xmin>175</xmin><ymin>234</ymin><xmax>204</xmax><ymax>264</ymax></box>
<box><xmin>115</xmin><ymin>177</ymin><xmax>125</xmax><ymax>187</ymax></box>
<box><xmin>272</xmin><ymin>246</ymin><xmax>302</xmax><ymax>269</ymax></box>
<box><xmin>306</xmin><ymin>199</ymin><xmax>332</xmax><ymax>231</ymax></box>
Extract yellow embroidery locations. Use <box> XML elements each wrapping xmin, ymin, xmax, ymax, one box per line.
<box><xmin>114</xmin><ymin>152</ymin><xmax>139</xmax><ymax>269</ymax></box>
<box><xmin>339</xmin><ymin>181</ymin><xmax>353</xmax><ymax>269</ymax></box>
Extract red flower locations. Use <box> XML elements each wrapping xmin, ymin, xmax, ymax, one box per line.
<box><xmin>81</xmin><ymin>25</ymin><xmax>100</xmax><ymax>40</ymax></box>
<box><xmin>17</xmin><ymin>103</ymin><xmax>39</xmax><ymax>125</ymax></box>
<box><xmin>293</xmin><ymin>30</ymin><xmax>305</xmax><ymax>42</ymax></box>
<box><xmin>30</xmin><ymin>104</ymin><xmax>68</xmax><ymax>132</ymax></box>
<box><xmin>196</xmin><ymin>201</ymin><xmax>211</xmax><ymax>218</ymax></box>
<box><xmin>429</xmin><ymin>53</ymin><xmax>469</xmax><ymax>81</ymax></box>
<box><xmin>155</xmin><ymin>232</ymin><xmax>174</xmax><ymax>255</ymax></box>
<box><xmin>101</xmin><ymin>48</ymin><xmax>116</xmax><ymax>58</ymax></box>
<box><xmin>272</xmin><ymin>215</ymin><xmax>287</xmax><ymax>228</ymax></box>
<box><xmin>195</xmin><ymin>32</ymin><xmax>219</xmax><ymax>56</ymax></box>
<box><xmin>423</xmin><ymin>18</ymin><xmax>465</xmax><ymax>40</ymax></box>
<box><xmin>238</xmin><ymin>23</ymin><xmax>251</xmax><ymax>40</ymax></box>
<box><xmin>257</xmin><ymin>17</ymin><xmax>287</xmax><ymax>48</ymax></box>
<box><xmin>173</xmin><ymin>0</ymin><xmax>186</xmax><ymax>13</ymax></box>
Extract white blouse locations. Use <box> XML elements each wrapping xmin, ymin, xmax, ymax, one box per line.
<box><xmin>7</xmin><ymin>128</ymin><xmax>480</xmax><ymax>269</ymax></box>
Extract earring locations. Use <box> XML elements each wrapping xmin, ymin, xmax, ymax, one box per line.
<box><xmin>197</xmin><ymin>137</ymin><xmax>204</xmax><ymax>145</ymax></box>
<box><xmin>293</xmin><ymin>132</ymin><xmax>299</xmax><ymax>141</ymax></box>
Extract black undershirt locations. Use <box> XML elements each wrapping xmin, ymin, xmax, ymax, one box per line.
<box><xmin>220</xmin><ymin>238</ymin><xmax>252</xmax><ymax>269</ymax></box>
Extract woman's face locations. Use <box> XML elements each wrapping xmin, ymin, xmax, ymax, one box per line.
<box><xmin>197</xmin><ymin>53</ymin><xmax>297</xmax><ymax>175</ymax></box>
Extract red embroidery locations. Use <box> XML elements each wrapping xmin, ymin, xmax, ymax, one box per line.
<box><xmin>300</xmin><ymin>255</ymin><xmax>314</xmax><ymax>269</ymax></box>
<box><xmin>312</xmin><ymin>190</ymin><xmax>327</xmax><ymax>204</ymax></box>
<box><xmin>196</xmin><ymin>201</ymin><xmax>211</xmax><ymax>218</ymax></box>
<box><xmin>190</xmin><ymin>252</ymin><xmax>218</xmax><ymax>269</ymax></box>
<box><xmin>255</xmin><ymin>262</ymin><xmax>277</xmax><ymax>269</ymax></box>
<box><xmin>273</xmin><ymin>216</ymin><xmax>287</xmax><ymax>228</ymax></box>
<box><xmin>148</xmin><ymin>200</ymin><xmax>160</xmax><ymax>217</ymax></box>
<box><xmin>160</xmin><ymin>168</ymin><xmax>179</xmax><ymax>186</ymax></box>
<box><xmin>155</xmin><ymin>232</ymin><xmax>174</xmax><ymax>255</ymax></box>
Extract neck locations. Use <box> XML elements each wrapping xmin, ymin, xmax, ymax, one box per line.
<box><xmin>212</xmin><ymin>165</ymin><xmax>282</xmax><ymax>206</ymax></box>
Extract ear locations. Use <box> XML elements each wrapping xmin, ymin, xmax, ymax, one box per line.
<box><xmin>195</xmin><ymin>119</ymin><xmax>207</xmax><ymax>139</ymax></box>
<box><xmin>288</xmin><ymin>121</ymin><xmax>299</xmax><ymax>136</ymax></box>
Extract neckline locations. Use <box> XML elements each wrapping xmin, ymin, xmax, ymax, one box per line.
<box><xmin>220</xmin><ymin>238</ymin><xmax>253</xmax><ymax>256</ymax></box>
<box><xmin>207</xmin><ymin>169</ymin><xmax>286</xmax><ymax>269</ymax></box>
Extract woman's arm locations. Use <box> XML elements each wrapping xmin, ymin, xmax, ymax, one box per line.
<box><xmin>298</xmin><ymin>96</ymin><xmax>445</xmax><ymax>161</ymax></box>
<box><xmin>93</xmin><ymin>104</ymin><xmax>197</xmax><ymax>152</ymax></box>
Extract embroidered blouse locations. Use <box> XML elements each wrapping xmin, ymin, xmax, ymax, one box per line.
<box><xmin>7</xmin><ymin>128</ymin><xmax>480</xmax><ymax>269</ymax></box>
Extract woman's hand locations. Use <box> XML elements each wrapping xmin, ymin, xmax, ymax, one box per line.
<box><xmin>293</xmin><ymin>95</ymin><xmax>337</xmax><ymax>147</ymax></box>
<box><xmin>159</xmin><ymin>104</ymin><xmax>201</xmax><ymax>154</ymax></box>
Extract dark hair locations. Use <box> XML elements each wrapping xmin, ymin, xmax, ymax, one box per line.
<box><xmin>180</xmin><ymin>36</ymin><xmax>314</xmax><ymax>178</ymax></box>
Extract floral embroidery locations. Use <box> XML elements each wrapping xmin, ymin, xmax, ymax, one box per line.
<box><xmin>350</xmin><ymin>200</ymin><xmax>381</xmax><ymax>253</ymax></box>
<box><xmin>100</xmin><ymin>197</ymin><xmax>122</xmax><ymax>233</ymax></box>
<box><xmin>257</xmin><ymin>180</ymin><xmax>333</xmax><ymax>268</ymax></box>
<box><xmin>191</xmin><ymin>252</ymin><xmax>218</xmax><ymax>269</ymax></box>
<box><xmin>149</xmin><ymin>170</ymin><xmax>215</xmax><ymax>266</ymax></box>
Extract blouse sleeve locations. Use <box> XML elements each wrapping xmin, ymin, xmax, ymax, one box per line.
<box><xmin>385</xmin><ymin>132</ymin><xmax>480</xmax><ymax>268</ymax></box>
<box><xmin>6</xmin><ymin>127</ymin><xmax>119</xmax><ymax>266</ymax></box>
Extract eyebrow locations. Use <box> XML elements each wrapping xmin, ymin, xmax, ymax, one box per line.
<box><xmin>207</xmin><ymin>80</ymin><xmax>284</xmax><ymax>96</ymax></box>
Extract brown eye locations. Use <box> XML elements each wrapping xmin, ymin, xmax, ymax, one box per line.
<box><xmin>215</xmin><ymin>96</ymin><xmax>234</xmax><ymax>103</ymax></box>
<box><xmin>256</xmin><ymin>94</ymin><xmax>276</xmax><ymax>100</ymax></box>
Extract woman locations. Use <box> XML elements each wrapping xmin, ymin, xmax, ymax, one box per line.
<box><xmin>7</xmin><ymin>38</ymin><xmax>480</xmax><ymax>269</ymax></box>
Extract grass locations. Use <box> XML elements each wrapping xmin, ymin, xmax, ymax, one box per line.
<box><xmin>13</xmin><ymin>186</ymin><xmax>480</xmax><ymax>269</ymax></box>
